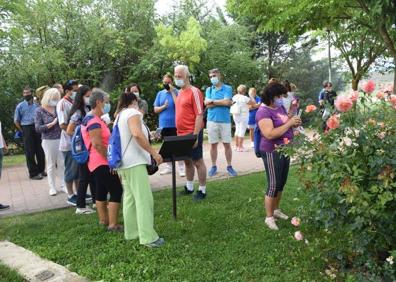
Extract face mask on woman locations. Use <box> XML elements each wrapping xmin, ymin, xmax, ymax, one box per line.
<box><xmin>274</xmin><ymin>97</ymin><xmax>283</xmax><ymax>108</ymax></box>
<box><xmin>175</xmin><ymin>79</ymin><xmax>185</xmax><ymax>88</ymax></box>
<box><xmin>133</xmin><ymin>92</ymin><xmax>140</xmax><ymax>98</ymax></box>
<box><xmin>103</xmin><ymin>103</ymin><xmax>111</xmax><ymax>114</ymax></box>
<box><xmin>71</xmin><ymin>91</ymin><xmax>77</xmax><ymax>100</ymax></box>
<box><xmin>83</xmin><ymin>96</ymin><xmax>90</xmax><ymax>106</ymax></box>
<box><xmin>48</xmin><ymin>100</ymin><xmax>58</xmax><ymax>107</ymax></box>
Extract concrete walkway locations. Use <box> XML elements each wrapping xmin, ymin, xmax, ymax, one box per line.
<box><xmin>0</xmin><ymin>142</ymin><xmax>264</xmax><ymax>217</ymax></box>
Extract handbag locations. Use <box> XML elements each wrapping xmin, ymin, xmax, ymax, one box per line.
<box><xmin>144</xmin><ymin>123</ymin><xmax>159</xmax><ymax>175</ymax></box>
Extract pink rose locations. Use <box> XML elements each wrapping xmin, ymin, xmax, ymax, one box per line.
<box><xmin>305</xmin><ymin>104</ymin><xmax>317</xmax><ymax>113</ymax></box>
<box><xmin>335</xmin><ymin>95</ymin><xmax>353</xmax><ymax>112</ymax></box>
<box><xmin>294</xmin><ymin>231</ymin><xmax>304</xmax><ymax>241</ymax></box>
<box><xmin>283</xmin><ymin>137</ymin><xmax>290</xmax><ymax>145</ymax></box>
<box><xmin>384</xmin><ymin>84</ymin><xmax>394</xmax><ymax>94</ymax></box>
<box><xmin>390</xmin><ymin>95</ymin><xmax>396</xmax><ymax>109</ymax></box>
<box><xmin>349</xmin><ymin>91</ymin><xmax>359</xmax><ymax>103</ymax></box>
<box><xmin>377</xmin><ymin>132</ymin><xmax>386</xmax><ymax>139</ymax></box>
<box><xmin>361</xmin><ymin>80</ymin><xmax>376</xmax><ymax>94</ymax></box>
<box><xmin>326</xmin><ymin>115</ymin><xmax>340</xmax><ymax>130</ymax></box>
<box><xmin>291</xmin><ymin>217</ymin><xmax>301</xmax><ymax>227</ymax></box>
<box><xmin>376</xmin><ymin>92</ymin><xmax>384</xmax><ymax>99</ymax></box>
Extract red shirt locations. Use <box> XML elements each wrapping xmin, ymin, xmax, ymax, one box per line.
<box><xmin>175</xmin><ymin>86</ymin><xmax>204</xmax><ymax>135</ymax></box>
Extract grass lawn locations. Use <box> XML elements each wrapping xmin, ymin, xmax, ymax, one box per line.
<box><xmin>0</xmin><ymin>169</ymin><xmax>336</xmax><ymax>281</ymax></box>
<box><xmin>2</xmin><ymin>154</ymin><xmax>25</xmax><ymax>168</ymax></box>
<box><xmin>0</xmin><ymin>263</ymin><xmax>25</xmax><ymax>282</ymax></box>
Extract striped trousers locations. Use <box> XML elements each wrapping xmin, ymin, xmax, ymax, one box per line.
<box><xmin>261</xmin><ymin>151</ymin><xmax>290</xmax><ymax>198</ymax></box>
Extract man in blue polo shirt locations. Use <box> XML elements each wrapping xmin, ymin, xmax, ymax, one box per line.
<box><xmin>154</xmin><ymin>73</ymin><xmax>185</xmax><ymax>177</ymax></box>
<box><xmin>205</xmin><ymin>69</ymin><xmax>237</xmax><ymax>177</ymax></box>
<box><xmin>14</xmin><ymin>86</ymin><xmax>46</xmax><ymax>180</ymax></box>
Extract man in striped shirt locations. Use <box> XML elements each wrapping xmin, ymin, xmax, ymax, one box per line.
<box><xmin>174</xmin><ymin>65</ymin><xmax>207</xmax><ymax>201</ymax></box>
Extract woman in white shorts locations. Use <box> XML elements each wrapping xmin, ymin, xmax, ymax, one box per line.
<box><xmin>231</xmin><ymin>85</ymin><xmax>254</xmax><ymax>151</ymax></box>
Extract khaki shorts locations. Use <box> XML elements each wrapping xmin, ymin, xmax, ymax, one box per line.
<box><xmin>207</xmin><ymin>121</ymin><xmax>232</xmax><ymax>144</ymax></box>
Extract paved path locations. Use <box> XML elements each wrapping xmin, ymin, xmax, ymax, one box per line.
<box><xmin>0</xmin><ymin>142</ymin><xmax>264</xmax><ymax>217</ymax></box>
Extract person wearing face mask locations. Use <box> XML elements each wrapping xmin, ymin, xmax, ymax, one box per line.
<box><xmin>204</xmin><ymin>68</ymin><xmax>237</xmax><ymax>177</ymax></box>
<box><xmin>231</xmin><ymin>85</ymin><xmax>255</xmax><ymax>152</ymax></box>
<box><xmin>256</xmin><ymin>82</ymin><xmax>302</xmax><ymax>230</ymax></box>
<box><xmin>56</xmin><ymin>79</ymin><xmax>80</xmax><ymax>206</ymax></box>
<box><xmin>247</xmin><ymin>87</ymin><xmax>261</xmax><ymax>148</ymax></box>
<box><xmin>282</xmin><ymin>81</ymin><xmax>299</xmax><ymax>116</ymax></box>
<box><xmin>67</xmin><ymin>85</ymin><xmax>95</xmax><ymax>214</ymax></box>
<box><xmin>34</xmin><ymin>88</ymin><xmax>65</xmax><ymax>196</ymax></box>
<box><xmin>153</xmin><ymin>73</ymin><xmax>185</xmax><ymax>177</ymax></box>
<box><xmin>81</xmin><ymin>88</ymin><xmax>123</xmax><ymax>231</ymax></box>
<box><xmin>14</xmin><ymin>86</ymin><xmax>46</xmax><ymax>180</ymax></box>
<box><xmin>174</xmin><ymin>65</ymin><xmax>207</xmax><ymax>201</ymax></box>
<box><xmin>126</xmin><ymin>83</ymin><xmax>148</xmax><ymax>117</ymax></box>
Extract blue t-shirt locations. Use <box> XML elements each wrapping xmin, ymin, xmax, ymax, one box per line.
<box><xmin>153</xmin><ymin>89</ymin><xmax>177</xmax><ymax>128</ymax></box>
<box><xmin>248</xmin><ymin>96</ymin><xmax>261</xmax><ymax>125</ymax></box>
<box><xmin>14</xmin><ymin>100</ymin><xmax>39</xmax><ymax>126</ymax></box>
<box><xmin>205</xmin><ymin>84</ymin><xmax>232</xmax><ymax>123</ymax></box>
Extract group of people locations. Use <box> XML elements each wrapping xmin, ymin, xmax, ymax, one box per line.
<box><xmin>0</xmin><ymin>64</ymin><xmax>304</xmax><ymax>244</ymax></box>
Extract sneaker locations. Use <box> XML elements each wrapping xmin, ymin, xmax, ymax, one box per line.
<box><xmin>67</xmin><ymin>195</ymin><xmax>77</xmax><ymax>206</ymax></box>
<box><xmin>0</xmin><ymin>204</ymin><xmax>10</xmax><ymax>211</ymax></box>
<box><xmin>76</xmin><ymin>207</ymin><xmax>95</xmax><ymax>214</ymax></box>
<box><xmin>145</xmin><ymin>237</ymin><xmax>165</xmax><ymax>248</ymax></box>
<box><xmin>30</xmin><ymin>174</ymin><xmax>43</xmax><ymax>180</ymax></box>
<box><xmin>265</xmin><ymin>217</ymin><xmax>279</xmax><ymax>230</ymax></box>
<box><xmin>178</xmin><ymin>186</ymin><xmax>194</xmax><ymax>196</ymax></box>
<box><xmin>226</xmin><ymin>166</ymin><xmax>238</xmax><ymax>177</ymax></box>
<box><xmin>208</xmin><ymin>166</ymin><xmax>217</xmax><ymax>177</ymax></box>
<box><xmin>40</xmin><ymin>172</ymin><xmax>47</xmax><ymax>177</ymax></box>
<box><xmin>85</xmin><ymin>194</ymin><xmax>93</xmax><ymax>203</ymax></box>
<box><xmin>179</xmin><ymin>169</ymin><xmax>186</xmax><ymax>177</ymax></box>
<box><xmin>193</xmin><ymin>190</ymin><xmax>206</xmax><ymax>201</ymax></box>
<box><xmin>274</xmin><ymin>209</ymin><xmax>289</xmax><ymax>220</ymax></box>
<box><xmin>250</xmin><ymin>142</ymin><xmax>255</xmax><ymax>148</ymax></box>
<box><xmin>160</xmin><ymin>167</ymin><xmax>172</xmax><ymax>175</ymax></box>
<box><xmin>49</xmin><ymin>189</ymin><xmax>57</xmax><ymax>196</ymax></box>
<box><xmin>59</xmin><ymin>186</ymin><xmax>68</xmax><ymax>194</ymax></box>
<box><xmin>92</xmin><ymin>203</ymin><xmax>96</xmax><ymax>209</ymax></box>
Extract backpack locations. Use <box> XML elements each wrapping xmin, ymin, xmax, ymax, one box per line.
<box><xmin>71</xmin><ymin>125</ymin><xmax>90</xmax><ymax>164</ymax></box>
<box><xmin>253</xmin><ymin>123</ymin><xmax>262</xmax><ymax>158</ymax></box>
<box><xmin>107</xmin><ymin>112</ymin><xmax>132</xmax><ymax>169</ymax></box>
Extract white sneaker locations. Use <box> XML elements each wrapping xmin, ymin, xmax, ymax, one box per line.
<box><xmin>160</xmin><ymin>167</ymin><xmax>172</xmax><ymax>175</ymax></box>
<box><xmin>59</xmin><ymin>186</ymin><xmax>67</xmax><ymax>194</ymax></box>
<box><xmin>250</xmin><ymin>142</ymin><xmax>255</xmax><ymax>148</ymax></box>
<box><xmin>179</xmin><ymin>169</ymin><xmax>186</xmax><ymax>177</ymax></box>
<box><xmin>265</xmin><ymin>217</ymin><xmax>279</xmax><ymax>230</ymax></box>
<box><xmin>75</xmin><ymin>207</ymin><xmax>95</xmax><ymax>215</ymax></box>
<box><xmin>274</xmin><ymin>209</ymin><xmax>289</xmax><ymax>220</ymax></box>
<box><xmin>49</xmin><ymin>189</ymin><xmax>57</xmax><ymax>196</ymax></box>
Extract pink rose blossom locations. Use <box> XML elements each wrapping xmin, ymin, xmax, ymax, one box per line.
<box><xmin>335</xmin><ymin>95</ymin><xmax>353</xmax><ymax>112</ymax></box>
<box><xmin>283</xmin><ymin>137</ymin><xmax>290</xmax><ymax>145</ymax></box>
<box><xmin>390</xmin><ymin>95</ymin><xmax>396</xmax><ymax>109</ymax></box>
<box><xmin>327</xmin><ymin>115</ymin><xmax>340</xmax><ymax>130</ymax></box>
<box><xmin>294</xmin><ymin>231</ymin><xmax>304</xmax><ymax>241</ymax></box>
<box><xmin>376</xmin><ymin>92</ymin><xmax>384</xmax><ymax>99</ymax></box>
<box><xmin>349</xmin><ymin>91</ymin><xmax>359</xmax><ymax>103</ymax></box>
<box><xmin>305</xmin><ymin>104</ymin><xmax>317</xmax><ymax>113</ymax></box>
<box><xmin>384</xmin><ymin>84</ymin><xmax>394</xmax><ymax>94</ymax></box>
<box><xmin>361</xmin><ymin>80</ymin><xmax>376</xmax><ymax>94</ymax></box>
<box><xmin>291</xmin><ymin>217</ymin><xmax>301</xmax><ymax>227</ymax></box>
<box><xmin>377</xmin><ymin>132</ymin><xmax>386</xmax><ymax>139</ymax></box>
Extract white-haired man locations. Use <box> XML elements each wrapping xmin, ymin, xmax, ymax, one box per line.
<box><xmin>174</xmin><ymin>65</ymin><xmax>207</xmax><ymax>201</ymax></box>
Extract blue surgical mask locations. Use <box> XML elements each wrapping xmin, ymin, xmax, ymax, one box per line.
<box><xmin>71</xmin><ymin>91</ymin><xmax>77</xmax><ymax>100</ymax></box>
<box><xmin>175</xmin><ymin>79</ymin><xmax>185</xmax><ymax>88</ymax></box>
<box><xmin>274</xmin><ymin>98</ymin><xmax>283</xmax><ymax>108</ymax></box>
<box><xmin>210</xmin><ymin>77</ymin><xmax>219</xmax><ymax>86</ymax></box>
<box><xmin>103</xmin><ymin>103</ymin><xmax>111</xmax><ymax>114</ymax></box>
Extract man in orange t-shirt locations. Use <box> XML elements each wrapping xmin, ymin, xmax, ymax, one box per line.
<box><xmin>174</xmin><ymin>65</ymin><xmax>207</xmax><ymax>201</ymax></box>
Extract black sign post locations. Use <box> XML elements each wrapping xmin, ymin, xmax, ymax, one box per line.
<box><xmin>159</xmin><ymin>134</ymin><xmax>196</xmax><ymax>219</ymax></box>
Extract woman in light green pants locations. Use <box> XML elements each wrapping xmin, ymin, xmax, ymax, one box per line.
<box><xmin>116</xmin><ymin>91</ymin><xmax>164</xmax><ymax>248</ymax></box>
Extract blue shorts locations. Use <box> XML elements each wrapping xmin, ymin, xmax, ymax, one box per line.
<box><xmin>191</xmin><ymin>130</ymin><xmax>203</xmax><ymax>161</ymax></box>
<box><xmin>62</xmin><ymin>151</ymin><xmax>79</xmax><ymax>183</ymax></box>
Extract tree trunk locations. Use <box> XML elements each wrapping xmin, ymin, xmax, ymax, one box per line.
<box><xmin>352</xmin><ymin>78</ymin><xmax>359</xmax><ymax>91</ymax></box>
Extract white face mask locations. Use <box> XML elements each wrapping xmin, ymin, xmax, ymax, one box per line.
<box><xmin>133</xmin><ymin>92</ymin><xmax>140</xmax><ymax>98</ymax></box>
<box><xmin>83</xmin><ymin>96</ymin><xmax>90</xmax><ymax>106</ymax></box>
<box><xmin>48</xmin><ymin>100</ymin><xmax>58</xmax><ymax>107</ymax></box>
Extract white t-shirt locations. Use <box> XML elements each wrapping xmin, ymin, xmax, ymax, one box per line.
<box><xmin>0</xmin><ymin>122</ymin><xmax>4</xmax><ymax>149</ymax></box>
<box><xmin>232</xmin><ymin>94</ymin><xmax>250</xmax><ymax>115</ymax></box>
<box><xmin>56</xmin><ymin>97</ymin><xmax>73</xmax><ymax>151</ymax></box>
<box><xmin>117</xmin><ymin>108</ymin><xmax>151</xmax><ymax>170</ymax></box>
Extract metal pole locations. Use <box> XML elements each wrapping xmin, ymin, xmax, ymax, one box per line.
<box><xmin>171</xmin><ymin>156</ymin><xmax>177</xmax><ymax>219</ymax></box>
<box><xmin>327</xmin><ymin>28</ymin><xmax>332</xmax><ymax>82</ymax></box>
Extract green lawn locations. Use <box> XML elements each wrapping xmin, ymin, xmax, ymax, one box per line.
<box><xmin>2</xmin><ymin>154</ymin><xmax>26</xmax><ymax>168</ymax></box>
<box><xmin>0</xmin><ymin>263</ymin><xmax>25</xmax><ymax>282</ymax></box>
<box><xmin>0</xmin><ymin>169</ymin><xmax>337</xmax><ymax>281</ymax></box>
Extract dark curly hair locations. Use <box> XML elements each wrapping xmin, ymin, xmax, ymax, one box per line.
<box><xmin>260</xmin><ymin>82</ymin><xmax>287</xmax><ymax>106</ymax></box>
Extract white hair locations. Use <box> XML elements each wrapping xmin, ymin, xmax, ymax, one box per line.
<box><xmin>174</xmin><ymin>65</ymin><xmax>190</xmax><ymax>79</ymax></box>
<box><xmin>41</xmin><ymin>88</ymin><xmax>60</xmax><ymax>106</ymax></box>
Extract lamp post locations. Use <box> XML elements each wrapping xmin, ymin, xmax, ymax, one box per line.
<box><xmin>327</xmin><ymin>28</ymin><xmax>332</xmax><ymax>82</ymax></box>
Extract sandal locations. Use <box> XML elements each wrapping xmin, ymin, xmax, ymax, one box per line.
<box><xmin>107</xmin><ymin>224</ymin><xmax>124</xmax><ymax>232</ymax></box>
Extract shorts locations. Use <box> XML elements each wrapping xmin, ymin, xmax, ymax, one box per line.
<box><xmin>189</xmin><ymin>130</ymin><xmax>203</xmax><ymax>161</ymax></box>
<box><xmin>62</xmin><ymin>151</ymin><xmax>79</xmax><ymax>183</ymax></box>
<box><xmin>248</xmin><ymin>124</ymin><xmax>256</xmax><ymax>129</ymax></box>
<box><xmin>207</xmin><ymin>121</ymin><xmax>232</xmax><ymax>144</ymax></box>
<box><xmin>161</xmin><ymin>127</ymin><xmax>177</xmax><ymax>138</ymax></box>
<box><xmin>92</xmin><ymin>165</ymin><xmax>123</xmax><ymax>202</ymax></box>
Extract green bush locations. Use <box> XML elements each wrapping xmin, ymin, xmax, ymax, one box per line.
<box><xmin>283</xmin><ymin>86</ymin><xmax>396</xmax><ymax>278</ymax></box>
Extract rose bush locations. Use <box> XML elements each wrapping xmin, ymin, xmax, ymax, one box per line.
<box><xmin>282</xmin><ymin>82</ymin><xmax>396</xmax><ymax>278</ymax></box>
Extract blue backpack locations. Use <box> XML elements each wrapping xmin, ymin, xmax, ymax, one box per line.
<box><xmin>71</xmin><ymin>125</ymin><xmax>90</xmax><ymax>164</ymax></box>
<box><xmin>107</xmin><ymin>120</ymin><xmax>123</xmax><ymax>169</ymax></box>
<box><xmin>253</xmin><ymin>124</ymin><xmax>262</xmax><ymax>158</ymax></box>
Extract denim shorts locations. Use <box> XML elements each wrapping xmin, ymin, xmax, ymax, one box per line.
<box><xmin>191</xmin><ymin>130</ymin><xmax>204</xmax><ymax>161</ymax></box>
<box><xmin>62</xmin><ymin>151</ymin><xmax>79</xmax><ymax>183</ymax></box>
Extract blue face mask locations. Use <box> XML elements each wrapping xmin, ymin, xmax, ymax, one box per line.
<box><xmin>103</xmin><ymin>103</ymin><xmax>111</xmax><ymax>114</ymax></box>
<box><xmin>71</xmin><ymin>91</ymin><xmax>77</xmax><ymax>100</ymax></box>
<box><xmin>274</xmin><ymin>98</ymin><xmax>283</xmax><ymax>108</ymax></box>
<box><xmin>210</xmin><ymin>77</ymin><xmax>219</xmax><ymax>86</ymax></box>
<box><xmin>174</xmin><ymin>79</ymin><xmax>185</xmax><ymax>88</ymax></box>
